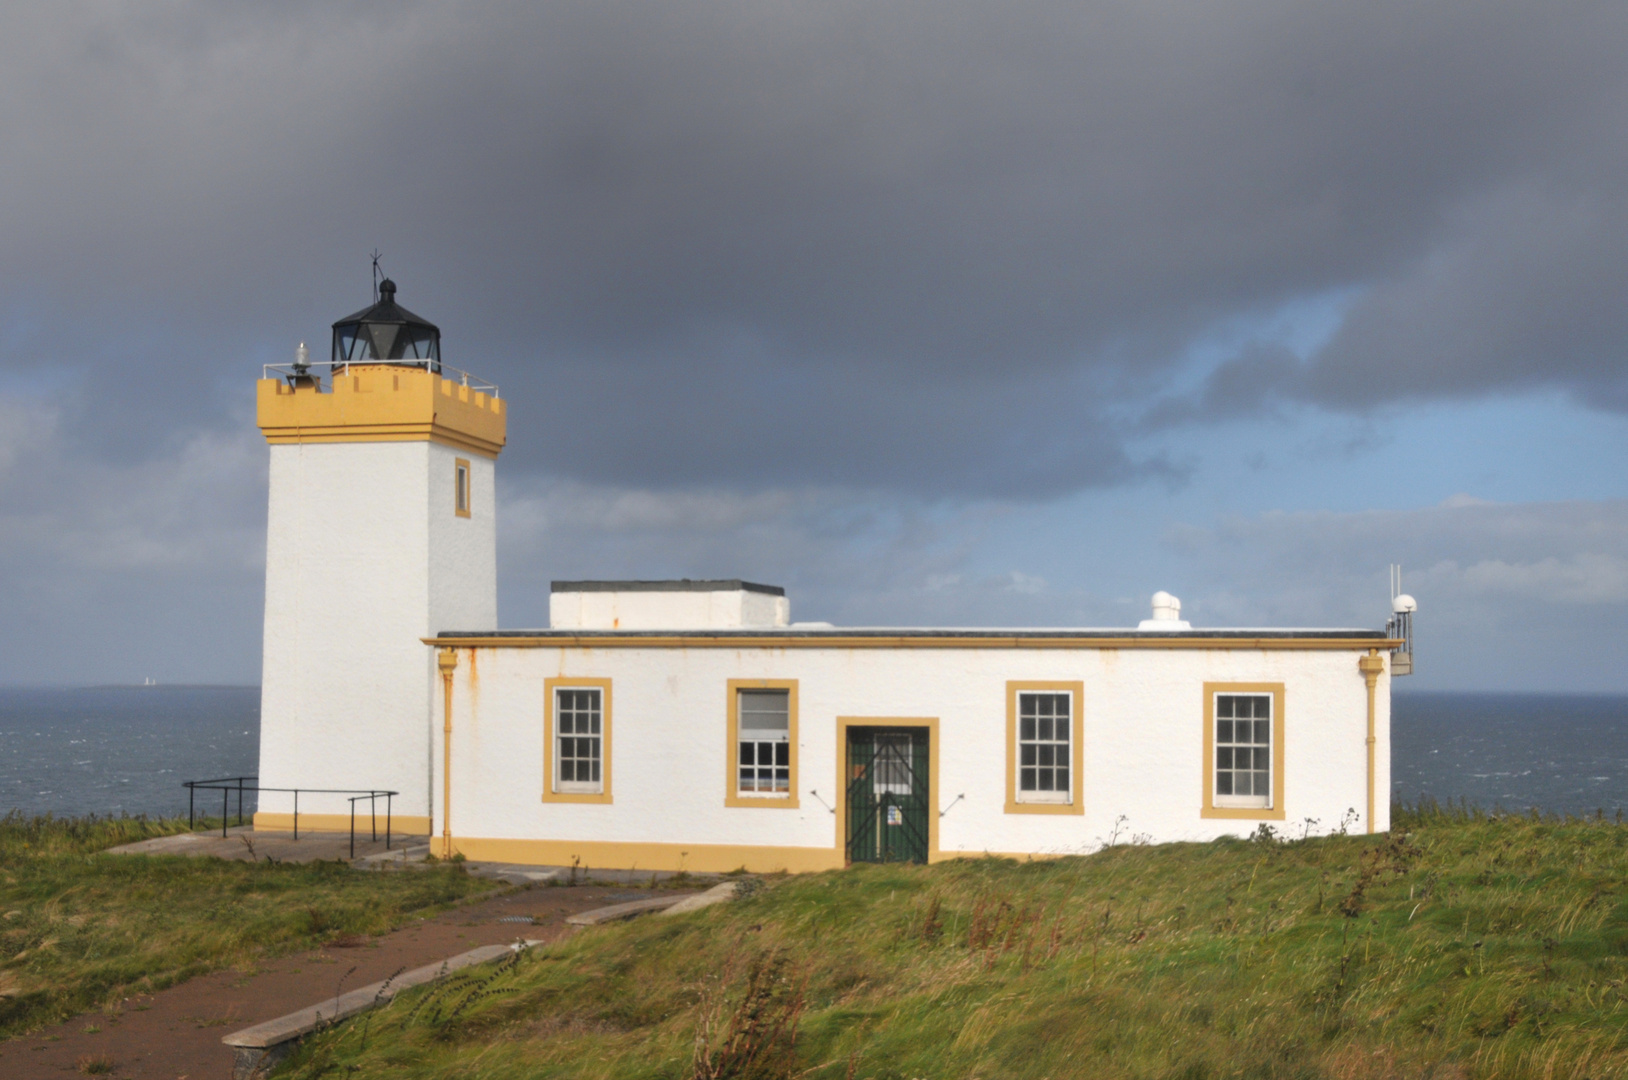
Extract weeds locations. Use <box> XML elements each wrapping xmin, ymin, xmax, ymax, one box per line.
<box><xmin>691</xmin><ymin>949</ymin><xmax>807</xmax><ymax>1080</ymax></box>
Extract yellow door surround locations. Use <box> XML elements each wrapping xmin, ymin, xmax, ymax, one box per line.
<box><xmin>835</xmin><ymin>716</ymin><xmax>941</xmax><ymax>865</ymax></box>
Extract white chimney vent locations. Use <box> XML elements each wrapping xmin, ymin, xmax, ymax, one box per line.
<box><xmin>1138</xmin><ymin>590</ymin><xmax>1191</xmax><ymax>630</ymax></box>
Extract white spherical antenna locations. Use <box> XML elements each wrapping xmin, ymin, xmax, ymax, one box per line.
<box><xmin>1392</xmin><ymin>593</ymin><xmax>1417</xmax><ymax>614</ymax></box>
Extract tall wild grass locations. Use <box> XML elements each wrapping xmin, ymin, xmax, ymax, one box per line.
<box><xmin>0</xmin><ymin>812</ymin><xmax>496</xmax><ymax>1038</ymax></box>
<box><xmin>284</xmin><ymin>805</ymin><xmax>1628</xmax><ymax>1080</ymax></box>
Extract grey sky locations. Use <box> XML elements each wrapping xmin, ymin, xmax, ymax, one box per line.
<box><xmin>1</xmin><ymin>2</ymin><xmax>1626</xmax><ymax>687</ymax></box>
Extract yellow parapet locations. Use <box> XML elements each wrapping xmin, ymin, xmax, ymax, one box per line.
<box><xmin>257</xmin><ymin>365</ymin><xmax>506</xmax><ymax>458</ymax></box>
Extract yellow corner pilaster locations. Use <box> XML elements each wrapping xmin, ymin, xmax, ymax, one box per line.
<box><xmin>1358</xmin><ymin>649</ymin><xmax>1386</xmax><ymax>834</ymax></box>
<box><xmin>438</xmin><ymin>647</ymin><xmax>459</xmax><ymax>859</ymax></box>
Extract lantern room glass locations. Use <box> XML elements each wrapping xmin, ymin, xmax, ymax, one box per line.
<box><xmin>330</xmin><ymin>279</ymin><xmax>441</xmax><ymax>370</ymax></box>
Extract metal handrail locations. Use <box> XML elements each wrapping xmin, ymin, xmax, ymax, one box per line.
<box><xmin>182</xmin><ymin>778</ymin><xmax>399</xmax><ymax>859</ymax></box>
<box><xmin>260</xmin><ymin>358</ymin><xmax>499</xmax><ymax>397</ymax></box>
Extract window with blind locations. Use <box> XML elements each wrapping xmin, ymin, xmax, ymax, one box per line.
<box><xmin>736</xmin><ymin>689</ymin><xmax>790</xmax><ymax>796</ymax></box>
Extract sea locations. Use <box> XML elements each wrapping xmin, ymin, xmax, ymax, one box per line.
<box><xmin>1</xmin><ymin>687</ymin><xmax>1626</xmax><ymax>820</ymax></box>
<box><xmin>0</xmin><ymin>686</ymin><xmax>260</xmax><ymax>820</ymax></box>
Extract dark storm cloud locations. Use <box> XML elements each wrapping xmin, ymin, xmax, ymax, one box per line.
<box><xmin>3</xmin><ymin>1</ymin><xmax>1627</xmax><ymax>494</ymax></box>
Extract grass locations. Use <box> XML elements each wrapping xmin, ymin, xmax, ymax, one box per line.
<box><xmin>279</xmin><ymin>803</ymin><xmax>1628</xmax><ymax>1080</ymax></box>
<box><xmin>0</xmin><ymin>812</ymin><xmax>499</xmax><ymax>1039</ymax></box>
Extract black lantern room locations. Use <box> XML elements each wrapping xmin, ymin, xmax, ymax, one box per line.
<box><xmin>330</xmin><ymin>279</ymin><xmax>441</xmax><ymax>371</ymax></box>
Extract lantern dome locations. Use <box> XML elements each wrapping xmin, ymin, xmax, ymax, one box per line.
<box><xmin>330</xmin><ymin>279</ymin><xmax>441</xmax><ymax>370</ymax></box>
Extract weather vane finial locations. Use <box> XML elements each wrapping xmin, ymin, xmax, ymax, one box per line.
<box><xmin>370</xmin><ymin>250</ymin><xmax>385</xmax><ymax>303</ymax></box>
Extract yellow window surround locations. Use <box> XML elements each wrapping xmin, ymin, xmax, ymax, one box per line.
<box><xmin>454</xmin><ymin>457</ymin><xmax>471</xmax><ymax>518</ymax></box>
<box><xmin>726</xmin><ymin>679</ymin><xmax>800</xmax><ymax>809</ymax></box>
<box><xmin>1004</xmin><ymin>680</ymin><xmax>1085</xmax><ymax>815</ymax></box>
<box><xmin>1200</xmin><ymin>681</ymin><xmax>1286</xmax><ymax>821</ymax></box>
<box><xmin>543</xmin><ymin>677</ymin><xmax>613</xmax><ymax>804</ymax></box>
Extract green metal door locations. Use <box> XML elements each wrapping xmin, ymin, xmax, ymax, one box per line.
<box><xmin>846</xmin><ymin>728</ymin><xmax>929</xmax><ymax>864</ymax></box>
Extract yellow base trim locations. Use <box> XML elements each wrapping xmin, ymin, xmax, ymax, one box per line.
<box><xmin>450</xmin><ymin>837</ymin><xmax>845</xmax><ymax>874</ymax></box>
<box><xmin>253</xmin><ymin>812</ymin><xmax>431</xmax><ymax>834</ymax></box>
<box><xmin>449</xmin><ymin>837</ymin><xmax>1075</xmax><ymax>873</ymax></box>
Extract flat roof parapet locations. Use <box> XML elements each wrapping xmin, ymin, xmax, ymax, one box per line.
<box><xmin>550</xmin><ymin>579</ymin><xmax>785</xmax><ymax>597</ymax></box>
<box><xmin>437</xmin><ymin>627</ymin><xmax>1394</xmax><ymax>644</ymax></box>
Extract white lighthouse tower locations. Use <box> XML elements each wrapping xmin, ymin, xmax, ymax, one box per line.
<box><xmin>254</xmin><ymin>280</ymin><xmax>506</xmax><ymax>835</ymax></box>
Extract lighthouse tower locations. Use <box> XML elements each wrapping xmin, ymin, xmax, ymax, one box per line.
<box><xmin>254</xmin><ymin>281</ymin><xmax>506</xmax><ymax>835</ymax></box>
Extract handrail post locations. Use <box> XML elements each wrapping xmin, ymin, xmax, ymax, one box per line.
<box><xmin>386</xmin><ymin>793</ymin><xmax>392</xmax><ymax>851</ymax></box>
<box><xmin>188</xmin><ymin>784</ymin><xmax>195</xmax><ymax>831</ymax></box>
<box><xmin>370</xmin><ymin>792</ymin><xmax>378</xmax><ymax>842</ymax></box>
<box><xmin>293</xmin><ymin>790</ymin><xmax>299</xmax><ymax>840</ymax></box>
<box><xmin>222</xmin><ymin>787</ymin><xmax>229</xmax><ymax>839</ymax></box>
<box><xmin>350</xmin><ymin>800</ymin><xmax>356</xmax><ymax>860</ymax></box>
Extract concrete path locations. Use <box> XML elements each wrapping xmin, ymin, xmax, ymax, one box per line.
<box><xmin>104</xmin><ymin>830</ymin><xmax>730</xmax><ymax>892</ymax></box>
<box><xmin>0</xmin><ymin>884</ymin><xmax>695</xmax><ymax>1080</ymax></box>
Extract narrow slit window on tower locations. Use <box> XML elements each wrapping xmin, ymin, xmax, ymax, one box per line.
<box><xmin>455</xmin><ymin>459</ymin><xmax>471</xmax><ymax>518</ymax></box>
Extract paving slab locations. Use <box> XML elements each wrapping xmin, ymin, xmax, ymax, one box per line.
<box><xmin>223</xmin><ymin>940</ymin><xmax>541</xmax><ymax>1079</ymax></box>
<box><xmin>105</xmin><ymin>826</ymin><xmax>422</xmax><ymax>865</ymax></box>
<box><xmin>459</xmin><ymin>861</ymin><xmax>727</xmax><ymax>887</ymax></box>
<box><xmin>657</xmin><ymin>881</ymin><xmax>743</xmax><ymax>915</ymax></box>
<box><xmin>563</xmin><ymin>895</ymin><xmax>693</xmax><ymax>925</ymax></box>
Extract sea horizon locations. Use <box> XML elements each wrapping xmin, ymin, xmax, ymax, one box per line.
<box><xmin>3</xmin><ymin>685</ymin><xmax>1627</xmax><ymax>821</ymax></box>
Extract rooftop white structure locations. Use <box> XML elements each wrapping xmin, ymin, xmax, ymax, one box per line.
<box><xmin>549</xmin><ymin>580</ymin><xmax>791</xmax><ymax>631</ymax></box>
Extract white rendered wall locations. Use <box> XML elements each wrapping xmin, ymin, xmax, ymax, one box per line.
<box><xmin>549</xmin><ymin>589</ymin><xmax>790</xmax><ymax>630</ymax></box>
<box><xmin>260</xmin><ymin>441</ymin><xmax>496</xmax><ymax>824</ymax></box>
<box><xmin>432</xmin><ymin>643</ymin><xmax>1391</xmax><ymax>867</ymax></box>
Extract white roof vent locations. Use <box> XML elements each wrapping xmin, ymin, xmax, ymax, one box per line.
<box><xmin>1138</xmin><ymin>590</ymin><xmax>1191</xmax><ymax>630</ymax></box>
<box><xmin>1388</xmin><ymin>565</ymin><xmax>1416</xmax><ymax>676</ymax></box>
